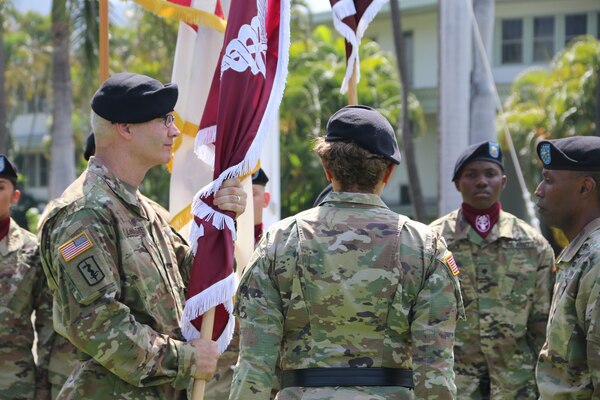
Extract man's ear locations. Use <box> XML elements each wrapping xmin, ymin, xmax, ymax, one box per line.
<box><xmin>580</xmin><ymin>176</ymin><xmax>597</xmax><ymax>199</ymax></box>
<box><xmin>114</xmin><ymin>123</ymin><xmax>132</xmax><ymax>140</ymax></box>
<box><xmin>382</xmin><ymin>164</ymin><xmax>396</xmax><ymax>184</ymax></box>
<box><xmin>320</xmin><ymin>159</ymin><xmax>333</xmax><ymax>182</ymax></box>
<box><xmin>263</xmin><ymin>191</ymin><xmax>271</xmax><ymax>208</ymax></box>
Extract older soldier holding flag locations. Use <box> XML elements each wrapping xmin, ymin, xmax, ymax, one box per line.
<box><xmin>38</xmin><ymin>72</ymin><xmax>247</xmax><ymax>399</ymax></box>
<box><xmin>231</xmin><ymin>105</ymin><xmax>463</xmax><ymax>400</ymax></box>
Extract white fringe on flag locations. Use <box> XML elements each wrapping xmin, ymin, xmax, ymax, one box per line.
<box><xmin>331</xmin><ymin>0</ymin><xmax>359</xmax><ymax>94</ymax></box>
<box><xmin>181</xmin><ymin>272</ymin><xmax>237</xmax><ymax>353</ymax></box>
<box><xmin>195</xmin><ymin>124</ymin><xmax>217</xmax><ymax>147</ymax></box>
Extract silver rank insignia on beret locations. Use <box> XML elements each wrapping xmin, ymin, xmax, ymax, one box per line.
<box><xmin>488</xmin><ymin>142</ymin><xmax>500</xmax><ymax>159</ymax></box>
<box><xmin>0</xmin><ymin>157</ymin><xmax>4</xmax><ymax>173</ymax></box>
<box><xmin>540</xmin><ymin>143</ymin><xmax>551</xmax><ymax>165</ymax></box>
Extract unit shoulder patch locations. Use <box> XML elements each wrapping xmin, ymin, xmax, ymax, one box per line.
<box><xmin>77</xmin><ymin>256</ymin><xmax>105</xmax><ymax>286</ymax></box>
<box><xmin>58</xmin><ymin>231</ymin><xmax>94</xmax><ymax>262</ymax></box>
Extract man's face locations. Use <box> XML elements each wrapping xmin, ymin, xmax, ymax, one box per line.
<box><xmin>0</xmin><ymin>178</ymin><xmax>20</xmax><ymax>220</ymax></box>
<box><xmin>534</xmin><ymin>169</ymin><xmax>581</xmax><ymax>230</ymax></box>
<box><xmin>252</xmin><ymin>184</ymin><xmax>270</xmax><ymax>225</ymax></box>
<box><xmin>454</xmin><ymin>160</ymin><xmax>506</xmax><ymax>210</ymax></box>
<box><xmin>129</xmin><ymin>113</ymin><xmax>180</xmax><ymax>168</ymax></box>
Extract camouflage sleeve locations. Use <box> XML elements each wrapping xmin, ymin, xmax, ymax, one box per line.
<box><xmin>411</xmin><ymin>232</ymin><xmax>462</xmax><ymax>400</ymax></box>
<box><xmin>527</xmin><ymin>239</ymin><xmax>555</xmax><ymax>356</ymax></box>
<box><xmin>170</xmin><ymin>226</ymin><xmax>194</xmax><ymax>287</ymax></box>
<box><xmin>32</xmin><ymin>248</ymin><xmax>53</xmax><ymax>400</ymax></box>
<box><xmin>585</xmin><ymin>258</ymin><xmax>600</xmax><ymax>397</ymax></box>
<box><xmin>40</xmin><ymin>208</ymin><xmax>196</xmax><ymax>391</ymax></box>
<box><xmin>229</xmin><ymin>232</ymin><xmax>286</xmax><ymax>400</ymax></box>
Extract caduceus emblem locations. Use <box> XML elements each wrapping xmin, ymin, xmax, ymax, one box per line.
<box><xmin>221</xmin><ymin>1</ymin><xmax>268</xmax><ymax>77</ymax></box>
<box><xmin>475</xmin><ymin>214</ymin><xmax>491</xmax><ymax>232</ymax></box>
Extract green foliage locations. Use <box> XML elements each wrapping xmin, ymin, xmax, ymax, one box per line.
<box><xmin>499</xmin><ymin>35</ymin><xmax>600</xmax><ymax>192</ymax></box>
<box><xmin>279</xmin><ymin>23</ymin><xmax>419</xmax><ymax>217</ymax></box>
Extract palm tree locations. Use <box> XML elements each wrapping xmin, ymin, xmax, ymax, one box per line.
<box><xmin>49</xmin><ymin>0</ymin><xmax>75</xmax><ymax>199</ymax></box>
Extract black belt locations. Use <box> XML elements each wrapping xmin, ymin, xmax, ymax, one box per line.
<box><xmin>281</xmin><ymin>367</ymin><xmax>414</xmax><ymax>389</ymax></box>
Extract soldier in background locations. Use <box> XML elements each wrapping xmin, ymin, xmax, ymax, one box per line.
<box><xmin>429</xmin><ymin>141</ymin><xmax>555</xmax><ymax>399</ymax></box>
<box><xmin>0</xmin><ymin>155</ymin><xmax>53</xmax><ymax>399</ymax></box>
<box><xmin>38</xmin><ymin>72</ymin><xmax>247</xmax><ymax>399</ymax></box>
<box><xmin>251</xmin><ymin>168</ymin><xmax>271</xmax><ymax>245</ymax></box>
<box><xmin>230</xmin><ymin>105</ymin><xmax>463</xmax><ymax>400</ymax></box>
<box><xmin>534</xmin><ymin>136</ymin><xmax>600</xmax><ymax>398</ymax></box>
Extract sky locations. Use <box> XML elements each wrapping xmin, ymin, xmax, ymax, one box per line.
<box><xmin>13</xmin><ymin>0</ymin><xmax>330</xmax><ymax>15</ymax></box>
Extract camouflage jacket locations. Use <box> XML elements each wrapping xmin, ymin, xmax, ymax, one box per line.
<box><xmin>230</xmin><ymin>192</ymin><xmax>464</xmax><ymax>400</ymax></box>
<box><xmin>38</xmin><ymin>157</ymin><xmax>197</xmax><ymax>400</ymax></box>
<box><xmin>430</xmin><ymin>209</ymin><xmax>554</xmax><ymax>399</ymax></box>
<box><xmin>0</xmin><ymin>219</ymin><xmax>53</xmax><ymax>400</ymax></box>
<box><xmin>536</xmin><ymin>217</ymin><xmax>600</xmax><ymax>399</ymax></box>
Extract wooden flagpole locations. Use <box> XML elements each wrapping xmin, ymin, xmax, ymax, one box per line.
<box><xmin>347</xmin><ymin>62</ymin><xmax>358</xmax><ymax>105</ymax></box>
<box><xmin>99</xmin><ymin>0</ymin><xmax>109</xmax><ymax>83</ymax></box>
<box><xmin>191</xmin><ymin>309</ymin><xmax>215</xmax><ymax>400</ymax></box>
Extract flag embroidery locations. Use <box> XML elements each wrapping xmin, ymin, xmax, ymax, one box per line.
<box><xmin>445</xmin><ymin>253</ymin><xmax>460</xmax><ymax>276</ymax></box>
<box><xmin>59</xmin><ymin>232</ymin><xmax>94</xmax><ymax>262</ymax></box>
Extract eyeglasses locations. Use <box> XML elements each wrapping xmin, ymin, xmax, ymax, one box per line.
<box><xmin>161</xmin><ymin>114</ymin><xmax>175</xmax><ymax>128</ymax></box>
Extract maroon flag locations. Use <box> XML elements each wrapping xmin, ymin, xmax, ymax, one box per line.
<box><xmin>329</xmin><ymin>0</ymin><xmax>386</xmax><ymax>93</ymax></box>
<box><xmin>182</xmin><ymin>0</ymin><xmax>290</xmax><ymax>353</ymax></box>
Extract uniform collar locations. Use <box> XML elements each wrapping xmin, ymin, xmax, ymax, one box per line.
<box><xmin>87</xmin><ymin>157</ymin><xmax>147</xmax><ymax>218</ymax></box>
<box><xmin>557</xmin><ymin>217</ymin><xmax>600</xmax><ymax>263</ymax></box>
<box><xmin>454</xmin><ymin>209</ymin><xmax>516</xmax><ymax>243</ymax></box>
<box><xmin>318</xmin><ymin>191</ymin><xmax>389</xmax><ymax>209</ymax></box>
<box><xmin>0</xmin><ymin>218</ymin><xmax>25</xmax><ymax>256</ymax></box>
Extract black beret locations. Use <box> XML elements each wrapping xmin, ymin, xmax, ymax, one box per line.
<box><xmin>0</xmin><ymin>155</ymin><xmax>18</xmax><ymax>183</ymax></box>
<box><xmin>452</xmin><ymin>141</ymin><xmax>504</xmax><ymax>181</ymax></box>
<box><xmin>84</xmin><ymin>133</ymin><xmax>95</xmax><ymax>161</ymax></box>
<box><xmin>325</xmin><ymin>105</ymin><xmax>401</xmax><ymax>165</ymax></box>
<box><xmin>537</xmin><ymin>136</ymin><xmax>600</xmax><ymax>171</ymax></box>
<box><xmin>91</xmin><ymin>72</ymin><xmax>178</xmax><ymax>123</ymax></box>
<box><xmin>252</xmin><ymin>168</ymin><xmax>269</xmax><ymax>186</ymax></box>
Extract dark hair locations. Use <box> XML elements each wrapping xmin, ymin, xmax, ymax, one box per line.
<box><xmin>314</xmin><ymin>137</ymin><xmax>391</xmax><ymax>193</ymax></box>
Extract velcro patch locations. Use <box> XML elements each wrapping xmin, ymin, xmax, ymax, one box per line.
<box><xmin>77</xmin><ymin>256</ymin><xmax>105</xmax><ymax>286</ymax></box>
<box><xmin>444</xmin><ymin>253</ymin><xmax>460</xmax><ymax>276</ymax></box>
<box><xmin>58</xmin><ymin>232</ymin><xmax>94</xmax><ymax>262</ymax></box>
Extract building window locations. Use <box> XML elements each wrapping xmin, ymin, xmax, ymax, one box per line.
<box><xmin>14</xmin><ymin>153</ymin><xmax>48</xmax><ymax>188</ymax></box>
<box><xmin>533</xmin><ymin>17</ymin><xmax>554</xmax><ymax>62</ymax></box>
<box><xmin>565</xmin><ymin>14</ymin><xmax>587</xmax><ymax>45</ymax></box>
<box><xmin>501</xmin><ymin>19</ymin><xmax>523</xmax><ymax>64</ymax></box>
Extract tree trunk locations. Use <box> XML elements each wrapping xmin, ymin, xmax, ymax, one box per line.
<box><xmin>389</xmin><ymin>0</ymin><xmax>425</xmax><ymax>221</ymax></box>
<box><xmin>438</xmin><ymin>0</ymin><xmax>472</xmax><ymax>216</ymax></box>
<box><xmin>50</xmin><ymin>0</ymin><xmax>76</xmax><ymax>199</ymax></box>
<box><xmin>0</xmin><ymin>9</ymin><xmax>8</xmax><ymax>155</ymax></box>
<box><xmin>470</xmin><ymin>0</ymin><xmax>496</xmax><ymax>143</ymax></box>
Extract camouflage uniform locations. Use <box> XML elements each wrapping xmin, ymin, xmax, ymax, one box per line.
<box><xmin>38</xmin><ymin>157</ymin><xmax>197</xmax><ymax>399</ymax></box>
<box><xmin>429</xmin><ymin>209</ymin><xmax>554</xmax><ymax>399</ymax></box>
<box><xmin>0</xmin><ymin>219</ymin><xmax>53</xmax><ymax>400</ymax></box>
<box><xmin>536</xmin><ymin>217</ymin><xmax>600</xmax><ymax>398</ymax></box>
<box><xmin>230</xmin><ymin>192</ymin><xmax>464</xmax><ymax>400</ymax></box>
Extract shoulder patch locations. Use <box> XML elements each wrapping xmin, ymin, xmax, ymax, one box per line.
<box><xmin>58</xmin><ymin>232</ymin><xmax>94</xmax><ymax>261</ymax></box>
<box><xmin>77</xmin><ymin>256</ymin><xmax>105</xmax><ymax>286</ymax></box>
<box><xmin>444</xmin><ymin>253</ymin><xmax>460</xmax><ymax>276</ymax></box>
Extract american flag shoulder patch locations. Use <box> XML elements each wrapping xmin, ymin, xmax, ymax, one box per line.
<box><xmin>444</xmin><ymin>253</ymin><xmax>460</xmax><ymax>276</ymax></box>
<box><xmin>58</xmin><ymin>232</ymin><xmax>94</xmax><ymax>262</ymax></box>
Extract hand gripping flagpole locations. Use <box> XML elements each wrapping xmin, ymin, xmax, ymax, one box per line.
<box><xmin>191</xmin><ymin>308</ymin><xmax>215</xmax><ymax>400</ymax></box>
